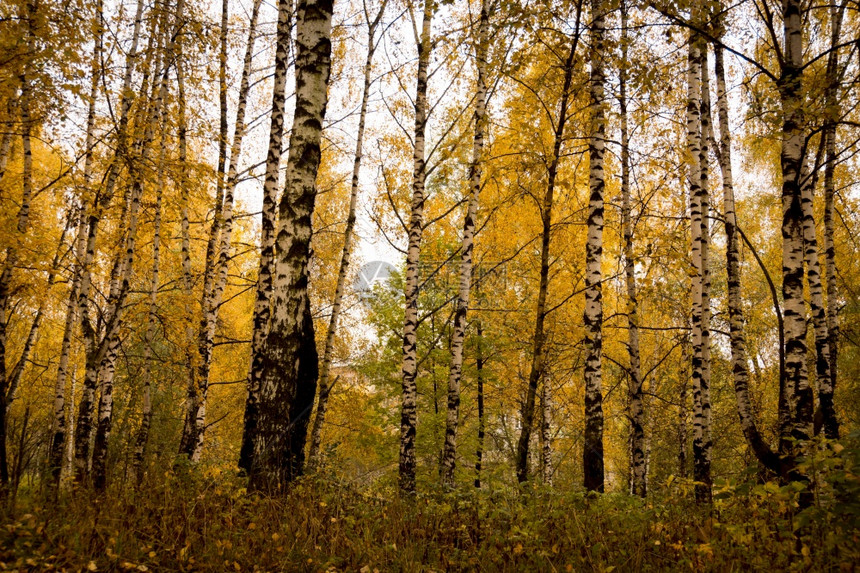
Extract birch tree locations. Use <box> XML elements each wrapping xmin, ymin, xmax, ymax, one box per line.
<box><xmin>686</xmin><ymin>28</ymin><xmax>711</xmax><ymax>503</ymax></box>
<box><xmin>818</xmin><ymin>0</ymin><xmax>845</xmax><ymax>440</ymax></box>
<box><xmin>249</xmin><ymin>0</ymin><xmax>334</xmax><ymax>493</ymax></box>
<box><xmin>582</xmin><ymin>0</ymin><xmax>606</xmax><ymax>493</ymax></box>
<box><xmin>779</xmin><ymin>0</ymin><xmax>813</xmax><ymax>447</ymax></box>
<box><xmin>179</xmin><ymin>0</ymin><xmax>263</xmax><ymax>462</ymax></box>
<box><xmin>399</xmin><ymin>0</ymin><xmax>433</xmax><ymax>495</ymax></box>
<box><xmin>72</xmin><ymin>0</ymin><xmax>146</xmax><ymax>485</ymax></box>
<box><xmin>439</xmin><ymin>0</ymin><xmax>489</xmax><ymax>488</ymax></box>
<box><xmin>239</xmin><ymin>0</ymin><xmax>293</xmax><ymax>475</ymax></box>
<box><xmin>713</xmin><ymin>36</ymin><xmax>781</xmax><ymax>475</ymax></box>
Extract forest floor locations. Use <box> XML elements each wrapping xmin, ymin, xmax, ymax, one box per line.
<box><xmin>1</xmin><ymin>464</ymin><xmax>858</xmax><ymax>573</ymax></box>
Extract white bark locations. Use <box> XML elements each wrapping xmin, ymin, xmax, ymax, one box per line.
<box><xmin>399</xmin><ymin>0</ymin><xmax>433</xmax><ymax>494</ymax></box>
<box><xmin>240</xmin><ymin>0</ymin><xmax>293</xmax><ymax>475</ymax></box>
<box><xmin>250</xmin><ymin>0</ymin><xmax>334</xmax><ymax>493</ymax></box>
<box><xmin>583</xmin><ymin>0</ymin><xmax>606</xmax><ymax>493</ymax></box>
<box><xmin>439</xmin><ymin>0</ymin><xmax>488</xmax><ymax>487</ymax></box>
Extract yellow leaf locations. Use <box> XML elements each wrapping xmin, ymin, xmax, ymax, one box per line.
<box><xmin>513</xmin><ymin>543</ymin><xmax>523</xmax><ymax>555</ymax></box>
<box><xmin>87</xmin><ymin>561</ymin><xmax>98</xmax><ymax>572</ymax></box>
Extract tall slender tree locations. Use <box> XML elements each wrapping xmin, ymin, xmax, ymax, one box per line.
<box><xmin>618</xmin><ymin>0</ymin><xmax>645</xmax><ymax>498</ymax></box>
<box><xmin>818</xmin><ymin>0</ymin><xmax>846</xmax><ymax>440</ymax></box>
<box><xmin>73</xmin><ymin>0</ymin><xmax>147</xmax><ymax>485</ymax></box>
<box><xmin>399</xmin><ymin>0</ymin><xmax>434</xmax><ymax>494</ymax></box>
<box><xmin>582</xmin><ymin>0</ymin><xmax>607</xmax><ymax>493</ymax></box>
<box><xmin>515</xmin><ymin>1</ymin><xmax>582</xmax><ymax>484</ymax></box>
<box><xmin>180</xmin><ymin>0</ymin><xmax>263</xmax><ymax>462</ymax></box>
<box><xmin>440</xmin><ymin>0</ymin><xmax>489</xmax><ymax>488</ymax></box>
<box><xmin>686</xmin><ymin>27</ymin><xmax>711</xmax><ymax>503</ymax></box>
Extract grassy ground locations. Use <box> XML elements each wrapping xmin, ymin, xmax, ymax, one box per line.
<box><xmin>1</xmin><ymin>466</ymin><xmax>858</xmax><ymax>572</ymax></box>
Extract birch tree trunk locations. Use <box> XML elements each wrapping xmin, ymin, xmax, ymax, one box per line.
<box><xmin>179</xmin><ymin>0</ymin><xmax>229</xmax><ymax>460</ymax></box>
<box><xmin>800</xmin><ymin>151</ymin><xmax>832</xmax><ymax>437</ymax></box>
<box><xmin>49</xmin><ymin>212</ymin><xmax>88</xmax><ymax>489</ymax></box>
<box><xmin>307</xmin><ymin>0</ymin><xmax>388</xmax><ymax>473</ymax></box>
<box><xmin>695</xmin><ymin>43</ymin><xmax>713</xmax><ymax>503</ymax></box>
<box><xmin>175</xmin><ymin>17</ymin><xmax>198</xmax><ymax>470</ymax></box>
<box><xmin>583</xmin><ymin>0</ymin><xmax>606</xmax><ymax>493</ymax></box>
<box><xmin>0</xmin><ymin>97</ymin><xmax>15</xmax><ymax>184</ymax></box>
<box><xmin>249</xmin><ymin>0</ymin><xmax>334</xmax><ymax>493</ymax></box>
<box><xmin>399</xmin><ymin>0</ymin><xmax>433</xmax><ymax>494</ymax></box>
<box><xmin>91</xmin><ymin>90</ymin><xmax>156</xmax><ymax>491</ymax></box>
<box><xmin>619</xmin><ymin>1</ymin><xmax>645</xmax><ymax>498</ymax></box>
<box><xmin>540</xmin><ymin>374</ymin><xmax>552</xmax><ymax>486</ymax></box>
<box><xmin>48</xmin><ymin>0</ymin><xmax>103</xmax><ymax>490</ymax></box>
<box><xmin>515</xmin><ymin>14</ymin><xmax>580</xmax><ymax>483</ymax></box>
<box><xmin>73</xmin><ymin>0</ymin><xmax>146</xmax><ymax>485</ymax></box>
<box><xmin>439</xmin><ymin>0</ymin><xmax>488</xmax><ymax>487</ymax></box>
<box><xmin>819</xmin><ymin>1</ymin><xmax>845</xmax><ymax>440</ymax></box>
<box><xmin>132</xmin><ymin>108</ymin><xmax>167</xmax><ymax>484</ymax></box>
<box><xmin>180</xmin><ymin>0</ymin><xmax>262</xmax><ymax>462</ymax></box>
<box><xmin>90</xmin><ymin>8</ymin><xmax>171</xmax><ymax>490</ymax></box>
<box><xmin>239</xmin><ymin>0</ymin><xmax>293</xmax><ymax>475</ymax></box>
<box><xmin>779</xmin><ymin>0</ymin><xmax>813</xmax><ymax>446</ymax></box>
<box><xmin>686</xmin><ymin>31</ymin><xmax>710</xmax><ymax>503</ymax></box>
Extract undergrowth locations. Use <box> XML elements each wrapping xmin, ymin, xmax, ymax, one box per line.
<box><xmin>1</xmin><ymin>437</ymin><xmax>859</xmax><ymax>572</ymax></box>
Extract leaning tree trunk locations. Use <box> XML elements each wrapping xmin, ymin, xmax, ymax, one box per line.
<box><xmin>307</xmin><ymin>0</ymin><xmax>388</xmax><ymax>473</ymax></box>
<box><xmin>249</xmin><ymin>0</ymin><xmax>334</xmax><ymax>493</ymax></box>
<box><xmin>439</xmin><ymin>0</ymin><xmax>488</xmax><ymax>487</ymax></box>
<box><xmin>239</xmin><ymin>0</ymin><xmax>293</xmax><ymax>475</ymax></box>
<box><xmin>515</xmin><ymin>12</ymin><xmax>581</xmax><ymax>484</ymax></box>
<box><xmin>619</xmin><ymin>1</ymin><xmax>645</xmax><ymax>498</ymax></box>
<box><xmin>583</xmin><ymin>0</ymin><xmax>606</xmax><ymax>494</ymax></box>
<box><xmin>713</xmin><ymin>41</ymin><xmax>782</xmax><ymax>475</ymax></box>
<box><xmin>6</xmin><ymin>217</ymin><xmax>69</xmax><ymax>412</ymax></box>
<box><xmin>49</xmin><ymin>212</ymin><xmax>88</xmax><ymax>489</ymax></box>
<box><xmin>399</xmin><ymin>0</ymin><xmax>433</xmax><ymax>495</ymax></box>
